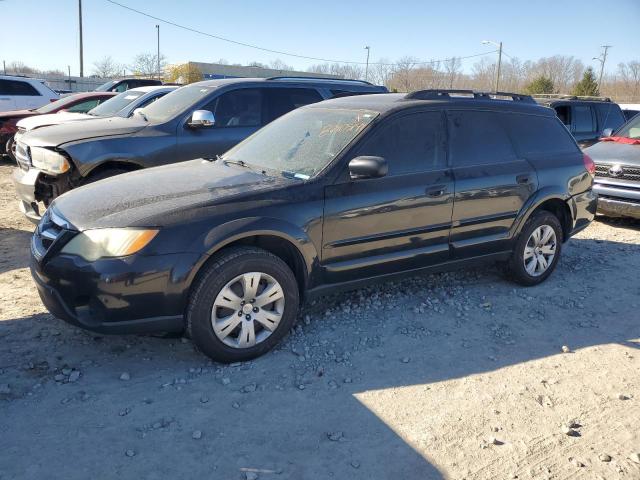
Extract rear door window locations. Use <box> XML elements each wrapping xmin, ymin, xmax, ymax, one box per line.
<box><xmin>210</xmin><ymin>88</ymin><xmax>263</xmax><ymax>127</ymax></box>
<box><xmin>448</xmin><ymin>110</ymin><xmax>517</xmax><ymax>166</ymax></box>
<box><xmin>595</xmin><ymin>104</ymin><xmax>626</xmax><ymax>132</ymax></box>
<box><xmin>356</xmin><ymin>111</ymin><xmax>446</xmax><ymax>175</ymax></box>
<box><xmin>0</xmin><ymin>80</ymin><xmax>40</xmax><ymax>96</ymax></box>
<box><xmin>572</xmin><ymin>105</ymin><xmax>595</xmax><ymax>133</ymax></box>
<box><xmin>264</xmin><ymin>88</ymin><xmax>323</xmax><ymax>123</ymax></box>
<box><xmin>504</xmin><ymin>113</ymin><xmax>579</xmax><ymax>155</ymax></box>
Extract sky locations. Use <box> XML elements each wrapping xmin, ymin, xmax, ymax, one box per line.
<box><xmin>1</xmin><ymin>0</ymin><xmax>638</xmax><ymax>77</ymax></box>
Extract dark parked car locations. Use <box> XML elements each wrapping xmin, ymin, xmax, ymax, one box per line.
<box><xmin>30</xmin><ymin>89</ymin><xmax>596</xmax><ymax>362</ymax></box>
<box><xmin>0</xmin><ymin>91</ymin><xmax>116</xmax><ymax>160</ymax></box>
<box><xmin>95</xmin><ymin>78</ymin><xmax>162</xmax><ymax>92</ymax></box>
<box><xmin>13</xmin><ymin>77</ymin><xmax>387</xmax><ymax>221</ymax></box>
<box><xmin>585</xmin><ymin>113</ymin><xmax>640</xmax><ymax>218</ymax></box>
<box><xmin>534</xmin><ymin>95</ymin><xmax>626</xmax><ymax>148</ymax></box>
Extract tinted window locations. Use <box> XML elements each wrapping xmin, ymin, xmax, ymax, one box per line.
<box><xmin>142</xmin><ymin>84</ymin><xmax>214</xmax><ymax>123</ymax></box>
<box><xmin>448</xmin><ymin>110</ymin><xmax>517</xmax><ymax>166</ymax></box>
<box><xmin>554</xmin><ymin>105</ymin><xmax>571</xmax><ymax>126</ymax></box>
<box><xmin>265</xmin><ymin>88</ymin><xmax>323</xmax><ymax>123</ymax></box>
<box><xmin>505</xmin><ymin>114</ymin><xmax>579</xmax><ymax>155</ymax></box>
<box><xmin>595</xmin><ymin>104</ymin><xmax>625</xmax><ymax>131</ymax></box>
<box><xmin>88</xmin><ymin>90</ymin><xmax>145</xmax><ymax>117</ymax></box>
<box><xmin>212</xmin><ymin>88</ymin><xmax>262</xmax><ymax>127</ymax></box>
<box><xmin>0</xmin><ymin>80</ymin><xmax>40</xmax><ymax>96</ymax></box>
<box><xmin>357</xmin><ymin>111</ymin><xmax>445</xmax><ymax>175</ymax></box>
<box><xmin>65</xmin><ymin>99</ymin><xmax>101</xmax><ymax>112</ymax></box>
<box><xmin>573</xmin><ymin>105</ymin><xmax>595</xmax><ymax>133</ymax></box>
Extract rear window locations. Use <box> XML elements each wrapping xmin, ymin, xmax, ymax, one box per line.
<box><xmin>504</xmin><ymin>113</ymin><xmax>579</xmax><ymax>155</ymax></box>
<box><xmin>448</xmin><ymin>110</ymin><xmax>517</xmax><ymax>166</ymax></box>
<box><xmin>0</xmin><ymin>79</ymin><xmax>40</xmax><ymax>96</ymax></box>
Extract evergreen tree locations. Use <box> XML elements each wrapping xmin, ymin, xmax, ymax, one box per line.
<box><xmin>572</xmin><ymin>68</ymin><xmax>600</xmax><ymax>96</ymax></box>
<box><xmin>524</xmin><ymin>76</ymin><xmax>555</xmax><ymax>94</ymax></box>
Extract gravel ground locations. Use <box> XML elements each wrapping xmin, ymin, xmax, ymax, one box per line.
<box><xmin>1</xmin><ymin>158</ymin><xmax>639</xmax><ymax>480</ymax></box>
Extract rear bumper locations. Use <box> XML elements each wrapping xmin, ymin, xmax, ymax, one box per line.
<box><xmin>30</xmin><ymin>246</ymin><xmax>201</xmax><ymax>334</ymax></box>
<box><xmin>567</xmin><ymin>189</ymin><xmax>598</xmax><ymax>237</ymax></box>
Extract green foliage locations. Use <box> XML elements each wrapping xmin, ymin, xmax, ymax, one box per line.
<box><xmin>524</xmin><ymin>76</ymin><xmax>555</xmax><ymax>94</ymax></box>
<box><xmin>572</xmin><ymin>68</ymin><xmax>600</xmax><ymax>96</ymax></box>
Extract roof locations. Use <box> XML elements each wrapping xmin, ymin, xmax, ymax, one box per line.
<box><xmin>127</xmin><ymin>85</ymin><xmax>179</xmax><ymax>93</ymax></box>
<box><xmin>0</xmin><ymin>74</ymin><xmax>46</xmax><ymax>83</ymax></box>
<box><xmin>310</xmin><ymin>92</ymin><xmax>554</xmax><ymax>116</ymax></box>
<box><xmin>66</xmin><ymin>91</ymin><xmax>119</xmax><ymax>99</ymax></box>
<box><xmin>188</xmin><ymin>77</ymin><xmax>384</xmax><ymax>90</ymax></box>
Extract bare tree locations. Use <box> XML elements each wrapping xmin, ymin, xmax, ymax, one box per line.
<box><xmin>617</xmin><ymin>61</ymin><xmax>640</xmax><ymax>99</ymax></box>
<box><xmin>389</xmin><ymin>56</ymin><xmax>419</xmax><ymax>92</ymax></box>
<box><xmin>269</xmin><ymin>59</ymin><xmax>294</xmax><ymax>71</ymax></box>
<box><xmin>443</xmin><ymin>57</ymin><xmax>462</xmax><ymax>88</ymax></box>
<box><xmin>130</xmin><ymin>53</ymin><xmax>167</xmax><ymax>77</ymax></box>
<box><xmin>92</xmin><ymin>56</ymin><xmax>121</xmax><ymax>78</ymax></box>
<box><xmin>306</xmin><ymin>63</ymin><xmax>363</xmax><ymax>80</ymax></box>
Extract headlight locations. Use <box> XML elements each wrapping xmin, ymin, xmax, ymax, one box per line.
<box><xmin>30</xmin><ymin>147</ymin><xmax>70</xmax><ymax>174</ymax></box>
<box><xmin>61</xmin><ymin>229</ymin><xmax>159</xmax><ymax>261</ymax></box>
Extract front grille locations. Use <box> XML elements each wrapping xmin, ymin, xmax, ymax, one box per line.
<box><xmin>32</xmin><ymin>209</ymin><xmax>73</xmax><ymax>260</ymax></box>
<box><xmin>14</xmin><ymin>141</ymin><xmax>31</xmax><ymax>171</ymax></box>
<box><xmin>595</xmin><ymin>163</ymin><xmax>640</xmax><ymax>182</ymax></box>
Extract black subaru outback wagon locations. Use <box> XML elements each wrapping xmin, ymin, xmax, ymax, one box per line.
<box><xmin>31</xmin><ymin>90</ymin><xmax>597</xmax><ymax>362</ymax></box>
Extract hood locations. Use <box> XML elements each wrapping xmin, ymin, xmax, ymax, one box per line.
<box><xmin>18</xmin><ymin>115</ymin><xmax>148</xmax><ymax>148</ymax></box>
<box><xmin>0</xmin><ymin>109</ymin><xmax>35</xmax><ymax>121</ymax></box>
<box><xmin>51</xmin><ymin>159</ymin><xmax>294</xmax><ymax>230</ymax></box>
<box><xmin>17</xmin><ymin>112</ymin><xmax>92</xmax><ymax>131</ymax></box>
<box><xmin>585</xmin><ymin>140</ymin><xmax>640</xmax><ymax>166</ymax></box>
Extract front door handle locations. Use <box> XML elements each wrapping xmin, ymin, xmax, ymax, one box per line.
<box><xmin>426</xmin><ymin>185</ymin><xmax>447</xmax><ymax>197</ymax></box>
<box><xmin>516</xmin><ymin>174</ymin><xmax>531</xmax><ymax>185</ymax></box>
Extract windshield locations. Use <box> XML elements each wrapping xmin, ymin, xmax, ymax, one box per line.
<box><xmin>95</xmin><ymin>80</ymin><xmax>117</xmax><ymax>92</ymax></box>
<box><xmin>141</xmin><ymin>84</ymin><xmax>214</xmax><ymax>123</ymax></box>
<box><xmin>617</xmin><ymin>115</ymin><xmax>640</xmax><ymax>139</ymax></box>
<box><xmin>222</xmin><ymin>107</ymin><xmax>378</xmax><ymax>179</ymax></box>
<box><xmin>35</xmin><ymin>94</ymin><xmax>86</xmax><ymax>114</ymax></box>
<box><xmin>87</xmin><ymin>90</ymin><xmax>144</xmax><ymax>117</ymax></box>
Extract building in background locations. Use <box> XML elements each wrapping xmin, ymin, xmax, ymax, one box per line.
<box><xmin>186</xmin><ymin>61</ymin><xmax>341</xmax><ymax>81</ymax></box>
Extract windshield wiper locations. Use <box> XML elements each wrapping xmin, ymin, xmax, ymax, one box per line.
<box><xmin>223</xmin><ymin>158</ymin><xmax>267</xmax><ymax>175</ymax></box>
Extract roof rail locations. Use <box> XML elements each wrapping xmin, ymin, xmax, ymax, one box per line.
<box><xmin>532</xmin><ymin>93</ymin><xmax>612</xmax><ymax>102</ymax></box>
<box><xmin>405</xmin><ymin>89</ymin><xmax>535</xmax><ymax>103</ymax></box>
<box><xmin>266</xmin><ymin>76</ymin><xmax>374</xmax><ymax>85</ymax></box>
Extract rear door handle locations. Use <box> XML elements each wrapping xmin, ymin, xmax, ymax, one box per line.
<box><xmin>426</xmin><ymin>185</ymin><xmax>447</xmax><ymax>197</ymax></box>
<box><xmin>516</xmin><ymin>174</ymin><xmax>531</xmax><ymax>185</ymax></box>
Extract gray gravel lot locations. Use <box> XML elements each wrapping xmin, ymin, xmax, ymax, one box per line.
<box><xmin>1</xmin><ymin>158</ymin><xmax>639</xmax><ymax>480</ymax></box>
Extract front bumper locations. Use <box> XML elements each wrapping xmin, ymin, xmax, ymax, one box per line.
<box><xmin>594</xmin><ymin>182</ymin><xmax>640</xmax><ymax>219</ymax></box>
<box><xmin>12</xmin><ymin>166</ymin><xmax>43</xmax><ymax>223</ymax></box>
<box><xmin>31</xmin><ymin>242</ymin><xmax>201</xmax><ymax>334</ymax></box>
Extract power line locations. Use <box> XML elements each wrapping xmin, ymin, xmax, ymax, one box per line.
<box><xmin>104</xmin><ymin>0</ymin><xmax>497</xmax><ymax>66</ymax></box>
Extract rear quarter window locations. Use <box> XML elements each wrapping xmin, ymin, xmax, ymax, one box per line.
<box><xmin>504</xmin><ymin>113</ymin><xmax>579</xmax><ymax>156</ymax></box>
<box><xmin>595</xmin><ymin>104</ymin><xmax>626</xmax><ymax>132</ymax></box>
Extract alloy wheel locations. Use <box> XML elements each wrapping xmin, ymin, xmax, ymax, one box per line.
<box><xmin>211</xmin><ymin>272</ymin><xmax>285</xmax><ymax>348</ymax></box>
<box><xmin>523</xmin><ymin>225</ymin><xmax>557</xmax><ymax>277</ymax></box>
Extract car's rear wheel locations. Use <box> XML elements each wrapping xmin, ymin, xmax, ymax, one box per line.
<box><xmin>508</xmin><ymin>210</ymin><xmax>563</xmax><ymax>286</ymax></box>
<box><xmin>187</xmin><ymin>246</ymin><xmax>299</xmax><ymax>363</ymax></box>
<box><xmin>5</xmin><ymin>137</ymin><xmax>16</xmax><ymax>163</ymax></box>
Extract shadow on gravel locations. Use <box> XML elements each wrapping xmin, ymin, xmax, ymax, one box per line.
<box><xmin>0</xmin><ymin>227</ymin><xmax>32</xmax><ymax>274</ymax></box>
<box><xmin>595</xmin><ymin>214</ymin><xmax>640</xmax><ymax>231</ymax></box>
<box><xmin>0</xmin><ymin>236</ymin><xmax>638</xmax><ymax>480</ymax></box>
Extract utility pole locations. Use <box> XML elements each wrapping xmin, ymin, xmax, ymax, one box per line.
<box><xmin>67</xmin><ymin>65</ymin><xmax>71</xmax><ymax>91</ymax></box>
<box><xmin>495</xmin><ymin>41</ymin><xmax>502</xmax><ymax>92</ymax></box>
<box><xmin>595</xmin><ymin>45</ymin><xmax>612</xmax><ymax>87</ymax></box>
<box><xmin>3</xmin><ymin>60</ymin><xmax>6</xmax><ymax>75</ymax></box>
<box><xmin>156</xmin><ymin>25</ymin><xmax>160</xmax><ymax>80</ymax></box>
<box><xmin>78</xmin><ymin>0</ymin><xmax>84</xmax><ymax>77</ymax></box>
<box><xmin>364</xmin><ymin>46</ymin><xmax>370</xmax><ymax>82</ymax></box>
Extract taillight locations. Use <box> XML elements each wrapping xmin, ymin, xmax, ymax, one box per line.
<box><xmin>583</xmin><ymin>153</ymin><xmax>596</xmax><ymax>177</ymax></box>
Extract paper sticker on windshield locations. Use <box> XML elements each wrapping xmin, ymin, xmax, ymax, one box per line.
<box><xmin>124</xmin><ymin>95</ymin><xmax>137</xmax><ymax>100</ymax></box>
<box><xmin>294</xmin><ymin>173</ymin><xmax>310</xmax><ymax>180</ymax></box>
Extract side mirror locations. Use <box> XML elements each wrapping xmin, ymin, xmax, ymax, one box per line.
<box><xmin>602</xmin><ymin>128</ymin><xmax>614</xmax><ymax>137</ymax></box>
<box><xmin>348</xmin><ymin>156</ymin><xmax>388</xmax><ymax>180</ymax></box>
<box><xmin>188</xmin><ymin>110</ymin><xmax>215</xmax><ymax>128</ymax></box>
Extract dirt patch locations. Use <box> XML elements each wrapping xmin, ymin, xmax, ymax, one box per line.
<box><xmin>1</xmin><ymin>159</ymin><xmax>639</xmax><ymax>479</ymax></box>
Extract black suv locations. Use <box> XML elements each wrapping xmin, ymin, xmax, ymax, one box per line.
<box><xmin>30</xmin><ymin>90</ymin><xmax>597</xmax><ymax>362</ymax></box>
<box><xmin>534</xmin><ymin>95</ymin><xmax>626</xmax><ymax>148</ymax></box>
<box><xmin>13</xmin><ymin>77</ymin><xmax>387</xmax><ymax>221</ymax></box>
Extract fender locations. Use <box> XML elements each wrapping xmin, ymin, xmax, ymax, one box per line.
<box><xmin>509</xmin><ymin>186</ymin><xmax>571</xmax><ymax>240</ymax></box>
<box><xmin>184</xmin><ymin>216</ymin><xmax>321</xmax><ymax>292</ymax></box>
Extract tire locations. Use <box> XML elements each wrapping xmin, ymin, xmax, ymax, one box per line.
<box><xmin>5</xmin><ymin>137</ymin><xmax>16</xmax><ymax>163</ymax></box>
<box><xmin>187</xmin><ymin>246</ymin><xmax>300</xmax><ymax>363</ymax></box>
<box><xmin>507</xmin><ymin>210</ymin><xmax>563</xmax><ymax>286</ymax></box>
<box><xmin>80</xmin><ymin>168</ymin><xmax>130</xmax><ymax>186</ymax></box>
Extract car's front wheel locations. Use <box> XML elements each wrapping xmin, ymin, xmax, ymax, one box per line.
<box><xmin>508</xmin><ymin>210</ymin><xmax>563</xmax><ymax>286</ymax></box>
<box><xmin>187</xmin><ymin>246</ymin><xmax>300</xmax><ymax>363</ymax></box>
